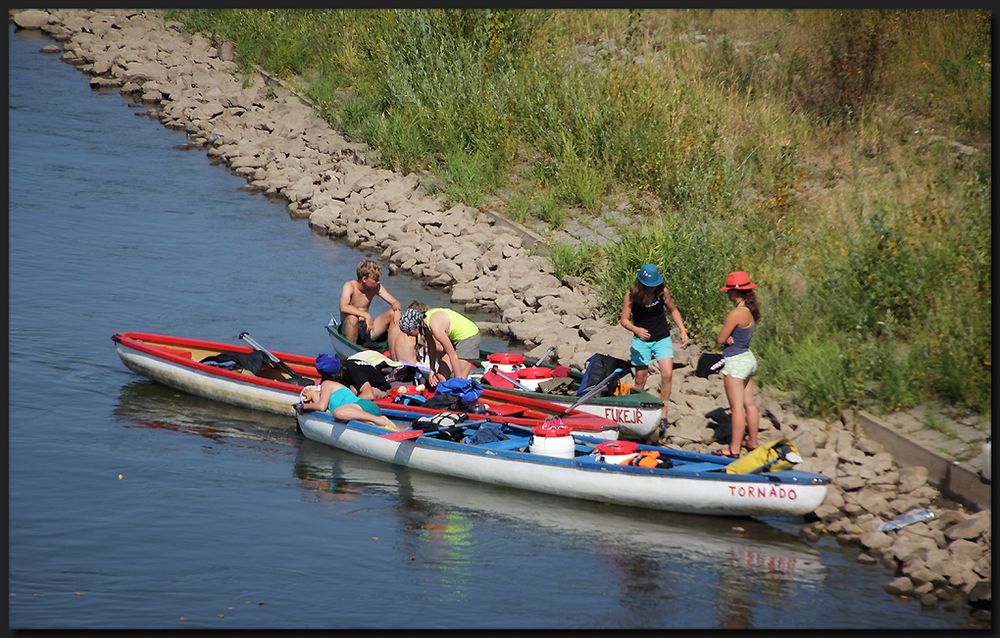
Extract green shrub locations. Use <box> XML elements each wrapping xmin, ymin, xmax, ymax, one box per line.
<box><xmin>550</xmin><ymin>241</ymin><xmax>603</xmax><ymax>280</ymax></box>
<box><xmin>535</xmin><ymin>189</ymin><xmax>565</xmax><ymax>227</ymax></box>
<box><xmin>165</xmin><ymin>8</ymin><xmax>991</xmax><ymax>419</ymax></box>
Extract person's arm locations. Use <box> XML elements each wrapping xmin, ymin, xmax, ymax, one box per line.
<box><xmin>619</xmin><ymin>293</ymin><xmax>650</xmax><ymax>341</ymax></box>
<box><xmin>428</xmin><ymin>313</ymin><xmax>460</xmax><ymax>381</ymax></box>
<box><xmin>339</xmin><ymin>281</ymin><xmax>372</xmax><ymax>324</ymax></box>
<box><xmin>301</xmin><ymin>380</ymin><xmax>335</xmax><ymax>412</ymax></box>
<box><xmin>378</xmin><ymin>285</ymin><xmax>401</xmax><ymax>312</ymax></box>
<box><xmin>716</xmin><ymin>308</ymin><xmax>743</xmax><ymax>346</ymax></box>
<box><xmin>662</xmin><ymin>288</ymin><xmax>689</xmax><ymax>346</ymax></box>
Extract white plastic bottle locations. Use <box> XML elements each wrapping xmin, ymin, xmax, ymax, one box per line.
<box><xmin>879</xmin><ymin>508</ymin><xmax>936</xmax><ymax>532</ymax></box>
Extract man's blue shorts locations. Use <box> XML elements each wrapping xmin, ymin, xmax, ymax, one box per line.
<box><xmin>630</xmin><ymin>335</ymin><xmax>673</xmax><ymax>367</ymax></box>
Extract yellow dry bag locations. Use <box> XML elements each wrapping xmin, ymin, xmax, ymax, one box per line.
<box><xmin>725</xmin><ymin>438</ymin><xmax>801</xmax><ymax>475</ymax></box>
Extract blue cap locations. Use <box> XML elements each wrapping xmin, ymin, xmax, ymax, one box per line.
<box><xmin>636</xmin><ymin>263</ymin><xmax>664</xmax><ymax>287</ymax></box>
<box><xmin>315</xmin><ymin>353</ymin><xmax>341</xmax><ymax>377</ymax></box>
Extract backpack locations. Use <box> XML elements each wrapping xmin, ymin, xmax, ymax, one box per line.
<box><xmin>432</xmin><ymin>378</ymin><xmax>485</xmax><ymax>406</ymax></box>
<box><xmin>576</xmin><ymin>353</ymin><xmax>632</xmax><ymax>397</ymax></box>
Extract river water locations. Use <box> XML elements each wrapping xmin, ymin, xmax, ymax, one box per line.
<box><xmin>7</xmin><ymin>23</ymin><xmax>983</xmax><ymax>629</ymax></box>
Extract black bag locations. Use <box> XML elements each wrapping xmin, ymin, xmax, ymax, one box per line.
<box><xmin>694</xmin><ymin>352</ymin><xmax>726</xmax><ymax>378</ymax></box>
<box><xmin>576</xmin><ymin>353</ymin><xmax>632</xmax><ymax>397</ymax></box>
<box><xmin>199</xmin><ymin>350</ymin><xmax>267</xmax><ymax>375</ymax></box>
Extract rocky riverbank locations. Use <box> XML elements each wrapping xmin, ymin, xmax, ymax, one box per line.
<box><xmin>11</xmin><ymin>8</ymin><xmax>989</xmax><ymax>622</ymax></box>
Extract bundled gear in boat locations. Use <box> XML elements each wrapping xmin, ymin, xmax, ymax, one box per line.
<box><xmin>725</xmin><ymin>439</ymin><xmax>802</xmax><ymax>475</ymax></box>
<box><xmin>576</xmin><ymin>353</ymin><xmax>632</xmax><ymax>397</ymax></box>
<box><xmin>389</xmin><ymin>384</ymin><xmax>431</xmax><ymax>406</ymax></box>
<box><xmin>424</xmin><ymin>377</ymin><xmax>484</xmax><ymax>409</ymax></box>
<box><xmin>414</xmin><ymin>412</ymin><xmax>468</xmax><ymax>441</ymax></box>
<box><xmin>468</xmin><ymin>423</ymin><xmax>508</xmax><ymax>445</ymax></box>
<box><xmin>200</xmin><ymin>350</ymin><xmax>267</xmax><ymax>375</ymax></box>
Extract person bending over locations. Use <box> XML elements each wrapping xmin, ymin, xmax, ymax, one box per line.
<box><xmin>398</xmin><ymin>302</ymin><xmax>479</xmax><ymax>381</ymax></box>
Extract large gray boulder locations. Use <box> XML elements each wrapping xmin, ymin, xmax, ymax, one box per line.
<box><xmin>13</xmin><ymin>9</ymin><xmax>51</xmax><ymax>29</ymax></box>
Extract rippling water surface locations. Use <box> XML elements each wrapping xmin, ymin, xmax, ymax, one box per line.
<box><xmin>8</xmin><ymin>23</ymin><xmax>982</xmax><ymax>629</ymax></box>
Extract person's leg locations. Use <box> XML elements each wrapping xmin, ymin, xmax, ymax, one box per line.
<box><xmin>723</xmin><ymin>374</ymin><xmax>746</xmax><ymax>456</ymax></box>
<box><xmin>658</xmin><ymin>358</ymin><xmax>674</xmax><ymax>420</ymax></box>
<box><xmin>742</xmin><ymin>376</ymin><xmax>759</xmax><ymax>450</ymax></box>
<box><xmin>355</xmin><ymin>381</ymin><xmax>376</xmax><ymax>400</ymax></box>
<box><xmin>341</xmin><ymin>313</ymin><xmax>360</xmax><ymax>343</ymax></box>
<box><xmin>652</xmin><ymin>337</ymin><xmax>675</xmax><ymax>421</ymax></box>
<box><xmin>453</xmin><ymin>335</ymin><xmax>481</xmax><ymax>380</ymax></box>
<box><xmin>369</xmin><ymin>309</ymin><xmax>394</xmax><ymax>342</ymax></box>
<box><xmin>456</xmin><ymin>358</ymin><xmax>475</xmax><ymax>379</ymax></box>
<box><xmin>630</xmin><ymin>338</ymin><xmax>651</xmax><ymax>390</ymax></box>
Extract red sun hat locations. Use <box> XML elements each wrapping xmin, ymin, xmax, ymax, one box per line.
<box><xmin>720</xmin><ymin>271</ymin><xmax>757</xmax><ymax>291</ymax></box>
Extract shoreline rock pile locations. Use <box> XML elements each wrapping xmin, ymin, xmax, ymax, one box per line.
<box><xmin>11</xmin><ymin>8</ymin><xmax>989</xmax><ymax>621</ymax></box>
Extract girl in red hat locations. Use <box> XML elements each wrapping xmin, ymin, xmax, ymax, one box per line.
<box><xmin>713</xmin><ymin>271</ymin><xmax>760</xmax><ymax>458</ymax></box>
<box><xmin>619</xmin><ymin>263</ymin><xmax>690</xmax><ymax>431</ymax></box>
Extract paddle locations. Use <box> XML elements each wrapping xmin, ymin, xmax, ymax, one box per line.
<box><xmin>559</xmin><ymin>368</ymin><xmax>625</xmax><ymax>416</ymax></box>
<box><xmin>238</xmin><ymin>331</ymin><xmax>313</xmax><ymax>385</ymax></box>
<box><xmin>532</xmin><ymin>346</ymin><xmax>555</xmax><ymax>368</ymax></box>
<box><xmin>493</xmin><ymin>369</ymin><xmax>532</xmax><ymax>392</ymax></box>
<box><xmin>381</xmin><ymin>428</ymin><xmax>424</xmax><ymax>441</ymax></box>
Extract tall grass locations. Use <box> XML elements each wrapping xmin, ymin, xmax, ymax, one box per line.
<box><xmin>166</xmin><ymin>8</ymin><xmax>991</xmax><ymax>418</ymax></box>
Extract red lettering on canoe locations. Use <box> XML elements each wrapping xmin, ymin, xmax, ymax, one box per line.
<box><xmin>603</xmin><ymin>407</ymin><xmax>642</xmax><ymax>424</ymax></box>
<box><xmin>727</xmin><ymin>484</ymin><xmax>799</xmax><ymax>500</ymax></box>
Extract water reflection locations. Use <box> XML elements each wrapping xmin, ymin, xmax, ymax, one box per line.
<box><xmin>111</xmin><ymin>379</ymin><xmax>299</xmax><ymax>452</ymax></box>
<box><xmin>292</xmin><ymin>439</ymin><xmax>827</xmax><ymax>591</ymax></box>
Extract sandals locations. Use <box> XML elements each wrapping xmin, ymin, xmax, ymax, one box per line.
<box><xmin>712</xmin><ymin>448</ymin><xmax>740</xmax><ymax>459</ymax></box>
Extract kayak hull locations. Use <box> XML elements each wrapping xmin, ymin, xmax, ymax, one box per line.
<box><xmin>297</xmin><ymin>409</ymin><xmax>830</xmax><ymax>518</ymax></box>
<box><xmin>112</xmin><ymin>331</ymin><xmax>619</xmax><ymax>438</ymax></box>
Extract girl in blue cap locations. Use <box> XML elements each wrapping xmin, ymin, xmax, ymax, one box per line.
<box><xmin>300</xmin><ymin>353</ymin><xmax>399</xmax><ymax>430</ymax></box>
<box><xmin>619</xmin><ymin>263</ymin><xmax>689</xmax><ymax>429</ymax></box>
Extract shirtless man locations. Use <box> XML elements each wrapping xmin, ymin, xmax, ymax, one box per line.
<box><xmin>339</xmin><ymin>260</ymin><xmax>400</xmax><ymax>344</ymax></box>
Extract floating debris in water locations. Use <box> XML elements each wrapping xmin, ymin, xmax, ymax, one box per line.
<box><xmin>117</xmin><ymin>473</ymin><xmax>124</xmax><ymax>480</ymax></box>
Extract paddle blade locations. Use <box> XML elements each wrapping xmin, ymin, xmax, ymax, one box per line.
<box><xmin>559</xmin><ymin>414</ymin><xmax>618</xmax><ymax>431</ymax></box>
<box><xmin>381</xmin><ymin>429</ymin><xmax>424</xmax><ymax>441</ymax></box>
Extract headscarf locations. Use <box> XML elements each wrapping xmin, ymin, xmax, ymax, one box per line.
<box><xmin>399</xmin><ymin>308</ymin><xmax>425</xmax><ymax>334</ymax></box>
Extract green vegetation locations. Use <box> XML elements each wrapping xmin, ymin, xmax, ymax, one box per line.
<box><xmin>165</xmin><ymin>9</ymin><xmax>991</xmax><ymax>419</ymax></box>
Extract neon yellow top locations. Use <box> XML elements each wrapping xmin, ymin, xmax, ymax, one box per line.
<box><xmin>425</xmin><ymin>308</ymin><xmax>479</xmax><ymax>341</ymax></box>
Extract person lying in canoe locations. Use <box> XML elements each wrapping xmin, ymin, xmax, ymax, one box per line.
<box><xmin>339</xmin><ymin>259</ymin><xmax>401</xmax><ymax>346</ymax></box>
<box><xmin>401</xmin><ymin>303</ymin><xmax>480</xmax><ymax>381</ymax></box>
<box><xmin>299</xmin><ymin>353</ymin><xmax>400</xmax><ymax>430</ymax></box>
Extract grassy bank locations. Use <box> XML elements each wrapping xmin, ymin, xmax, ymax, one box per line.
<box><xmin>165</xmin><ymin>9</ymin><xmax>991</xmax><ymax>419</ymax></box>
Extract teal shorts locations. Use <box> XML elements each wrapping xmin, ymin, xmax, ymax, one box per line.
<box><xmin>630</xmin><ymin>335</ymin><xmax>673</xmax><ymax>367</ymax></box>
<box><xmin>357</xmin><ymin>398</ymin><xmax>383</xmax><ymax>417</ymax></box>
<box><xmin>722</xmin><ymin>351</ymin><xmax>758</xmax><ymax>380</ymax></box>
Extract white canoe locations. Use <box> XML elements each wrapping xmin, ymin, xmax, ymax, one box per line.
<box><xmin>112</xmin><ymin>331</ymin><xmax>620</xmax><ymax>439</ymax></box>
<box><xmin>297</xmin><ymin>408</ymin><xmax>830</xmax><ymax>518</ymax></box>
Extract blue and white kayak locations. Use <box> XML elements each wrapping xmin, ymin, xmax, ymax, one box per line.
<box><xmin>296</xmin><ymin>407</ymin><xmax>831</xmax><ymax>518</ymax></box>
